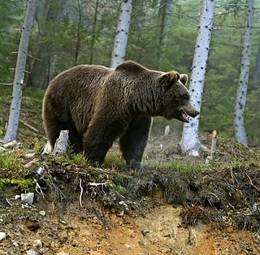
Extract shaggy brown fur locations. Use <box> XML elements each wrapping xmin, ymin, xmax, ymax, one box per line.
<box><xmin>42</xmin><ymin>61</ymin><xmax>198</xmax><ymax>168</ymax></box>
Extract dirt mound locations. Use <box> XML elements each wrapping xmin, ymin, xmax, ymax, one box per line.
<box><xmin>0</xmin><ymin>134</ymin><xmax>260</xmax><ymax>254</ymax></box>
<box><xmin>12</xmin><ymin>151</ymin><xmax>257</xmax><ymax>233</ymax></box>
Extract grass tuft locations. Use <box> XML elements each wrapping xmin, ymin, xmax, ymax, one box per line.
<box><xmin>145</xmin><ymin>159</ymin><xmax>209</xmax><ymax>174</ymax></box>
<box><xmin>0</xmin><ymin>152</ymin><xmax>23</xmax><ymax>174</ymax></box>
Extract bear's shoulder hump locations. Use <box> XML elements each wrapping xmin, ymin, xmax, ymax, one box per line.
<box><xmin>115</xmin><ymin>61</ymin><xmax>146</xmax><ymax>75</ymax></box>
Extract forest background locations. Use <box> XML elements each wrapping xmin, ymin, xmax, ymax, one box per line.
<box><xmin>1</xmin><ymin>0</ymin><xmax>260</xmax><ymax>145</ymax></box>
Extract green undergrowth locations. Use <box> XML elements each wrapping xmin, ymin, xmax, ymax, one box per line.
<box><xmin>145</xmin><ymin>159</ymin><xmax>209</xmax><ymax>174</ymax></box>
<box><xmin>0</xmin><ymin>152</ymin><xmax>23</xmax><ymax>175</ymax></box>
<box><xmin>58</xmin><ymin>153</ymin><xmax>90</xmax><ymax>168</ymax></box>
<box><xmin>0</xmin><ymin>178</ymin><xmax>33</xmax><ymax>191</ymax></box>
<box><xmin>0</xmin><ymin>150</ymin><xmax>34</xmax><ymax>191</ymax></box>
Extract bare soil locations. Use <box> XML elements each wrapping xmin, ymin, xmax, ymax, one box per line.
<box><xmin>0</xmin><ymin>202</ymin><xmax>259</xmax><ymax>255</ymax></box>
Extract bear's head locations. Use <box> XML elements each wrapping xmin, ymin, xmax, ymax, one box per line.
<box><xmin>157</xmin><ymin>71</ymin><xmax>199</xmax><ymax>122</ymax></box>
<box><xmin>115</xmin><ymin>61</ymin><xmax>199</xmax><ymax>122</ymax></box>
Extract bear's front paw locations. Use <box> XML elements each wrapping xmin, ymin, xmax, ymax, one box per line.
<box><xmin>128</xmin><ymin>159</ymin><xmax>144</xmax><ymax>175</ymax></box>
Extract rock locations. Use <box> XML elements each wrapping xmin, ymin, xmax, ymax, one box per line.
<box><xmin>21</xmin><ymin>192</ymin><xmax>34</xmax><ymax>205</ymax></box>
<box><xmin>0</xmin><ymin>232</ymin><xmax>6</xmax><ymax>241</ymax></box>
<box><xmin>26</xmin><ymin>249</ymin><xmax>39</xmax><ymax>255</ymax></box>
<box><xmin>36</xmin><ymin>166</ymin><xmax>45</xmax><ymax>178</ymax></box>
<box><xmin>33</xmin><ymin>239</ymin><xmax>43</xmax><ymax>248</ymax></box>
<box><xmin>56</xmin><ymin>252</ymin><xmax>69</xmax><ymax>255</ymax></box>
<box><xmin>14</xmin><ymin>195</ymin><xmax>20</xmax><ymax>200</ymax></box>
<box><xmin>39</xmin><ymin>210</ymin><xmax>46</xmax><ymax>216</ymax></box>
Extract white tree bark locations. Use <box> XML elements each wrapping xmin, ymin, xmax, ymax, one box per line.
<box><xmin>234</xmin><ymin>0</ymin><xmax>254</xmax><ymax>146</ymax></box>
<box><xmin>111</xmin><ymin>0</ymin><xmax>133</xmax><ymax>68</ymax></box>
<box><xmin>4</xmin><ymin>0</ymin><xmax>36</xmax><ymax>143</ymax></box>
<box><xmin>180</xmin><ymin>0</ymin><xmax>216</xmax><ymax>156</ymax></box>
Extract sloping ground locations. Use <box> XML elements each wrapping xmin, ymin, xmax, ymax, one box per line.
<box><xmin>0</xmin><ymin>87</ymin><xmax>45</xmax><ymax>143</ymax></box>
<box><xmin>0</xmin><ymin>136</ymin><xmax>260</xmax><ymax>254</ymax></box>
<box><xmin>0</xmin><ymin>87</ymin><xmax>260</xmax><ymax>254</ymax></box>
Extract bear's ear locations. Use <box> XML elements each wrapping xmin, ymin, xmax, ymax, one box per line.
<box><xmin>159</xmin><ymin>71</ymin><xmax>180</xmax><ymax>89</ymax></box>
<box><xmin>180</xmin><ymin>74</ymin><xmax>188</xmax><ymax>86</ymax></box>
<box><xmin>115</xmin><ymin>61</ymin><xmax>146</xmax><ymax>74</ymax></box>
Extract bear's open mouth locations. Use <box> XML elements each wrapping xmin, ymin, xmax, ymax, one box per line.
<box><xmin>180</xmin><ymin>110</ymin><xmax>190</xmax><ymax>123</ymax></box>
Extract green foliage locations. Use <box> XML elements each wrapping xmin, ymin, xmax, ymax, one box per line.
<box><xmin>146</xmin><ymin>159</ymin><xmax>209</xmax><ymax>174</ymax></box>
<box><xmin>58</xmin><ymin>153</ymin><xmax>91</xmax><ymax>168</ymax></box>
<box><xmin>104</xmin><ymin>151</ymin><xmax>125</xmax><ymax>169</ymax></box>
<box><xmin>0</xmin><ymin>152</ymin><xmax>23</xmax><ymax>174</ymax></box>
<box><xmin>113</xmin><ymin>183</ymin><xmax>127</xmax><ymax>195</ymax></box>
<box><xmin>0</xmin><ymin>178</ymin><xmax>33</xmax><ymax>190</ymax></box>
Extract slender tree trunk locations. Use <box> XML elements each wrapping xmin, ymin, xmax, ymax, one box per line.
<box><xmin>111</xmin><ymin>0</ymin><xmax>133</xmax><ymax>68</ymax></box>
<box><xmin>156</xmin><ymin>0</ymin><xmax>174</xmax><ymax>69</ymax></box>
<box><xmin>30</xmin><ymin>0</ymin><xmax>65</xmax><ymax>89</ymax></box>
<box><xmin>135</xmin><ymin>0</ymin><xmax>145</xmax><ymax>62</ymax></box>
<box><xmin>181</xmin><ymin>0</ymin><xmax>216</xmax><ymax>156</ymax></box>
<box><xmin>89</xmin><ymin>0</ymin><xmax>99</xmax><ymax>64</ymax></box>
<box><xmin>234</xmin><ymin>0</ymin><xmax>254</xmax><ymax>146</ymax></box>
<box><xmin>4</xmin><ymin>0</ymin><xmax>36</xmax><ymax>143</ymax></box>
<box><xmin>74</xmin><ymin>0</ymin><xmax>82</xmax><ymax>65</ymax></box>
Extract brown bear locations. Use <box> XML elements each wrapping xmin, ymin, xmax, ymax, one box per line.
<box><xmin>42</xmin><ymin>61</ymin><xmax>199</xmax><ymax>168</ymax></box>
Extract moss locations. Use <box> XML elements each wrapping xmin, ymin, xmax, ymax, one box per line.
<box><xmin>0</xmin><ymin>152</ymin><xmax>23</xmax><ymax>175</ymax></box>
<box><xmin>104</xmin><ymin>151</ymin><xmax>125</xmax><ymax>169</ymax></box>
<box><xmin>0</xmin><ymin>178</ymin><xmax>33</xmax><ymax>190</ymax></box>
<box><xmin>58</xmin><ymin>153</ymin><xmax>91</xmax><ymax>168</ymax></box>
<box><xmin>113</xmin><ymin>183</ymin><xmax>127</xmax><ymax>195</ymax></box>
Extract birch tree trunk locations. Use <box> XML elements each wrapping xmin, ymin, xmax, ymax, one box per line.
<box><xmin>157</xmin><ymin>0</ymin><xmax>174</xmax><ymax>69</ymax></box>
<box><xmin>180</xmin><ymin>0</ymin><xmax>216</xmax><ymax>156</ymax></box>
<box><xmin>4</xmin><ymin>0</ymin><xmax>36</xmax><ymax>143</ymax></box>
<box><xmin>74</xmin><ymin>0</ymin><xmax>82</xmax><ymax>65</ymax></box>
<box><xmin>234</xmin><ymin>0</ymin><xmax>254</xmax><ymax>146</ymax></box>
<box><xmin>111</xmin><ymin>0</ymin><xmax>133</xmax><ymax>68</ymax></box>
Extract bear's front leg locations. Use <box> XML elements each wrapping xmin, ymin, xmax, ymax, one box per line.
<box><xmin>120</xmin><ymin>116</ymin><xmax>151</xmax><ymax>171</ymax></box>
<box><xmin>83</xmin><ymin>116</ymin><xmax>127</xmax><ymax>166</ymax></box>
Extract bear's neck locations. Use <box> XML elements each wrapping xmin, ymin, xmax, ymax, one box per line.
<box><xmin>127</xmin><ymin>86</ymin><xmax>159</xmax><ymax>116</ymax></box>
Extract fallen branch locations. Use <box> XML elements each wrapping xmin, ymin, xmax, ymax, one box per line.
<box><xmin>19</xmin><ymin>119</ymin><xmax>39</xmax><ymax>133</ymax></box>
<box><xmin>245</xmin><ymin>173</ymin><xmax>260</xmax><ymax>191</ymax></box>
<box><xmin>88</xmin><ymin>182</ymin><xmax>109</xmax><ymax>187</ymax></box>
<box><xmin>3</xmin><ymin>140</ymin><xmax>17</xmax><ymax>148</ymax></box>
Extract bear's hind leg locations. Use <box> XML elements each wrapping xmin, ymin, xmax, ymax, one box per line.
<box><xmin>43</xmin><ymin>117</ymin><xmax>62</xmax><ymax>150</ymax></box>
<box><xmin>68</xmin><ymin>128</ymin><xmax>83</xmax><ymax>153</ymax></box>
<box><xmin>119</xmin><ymin>116</ymin><xmax>151</xmax><ymax>170</ymax></box>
